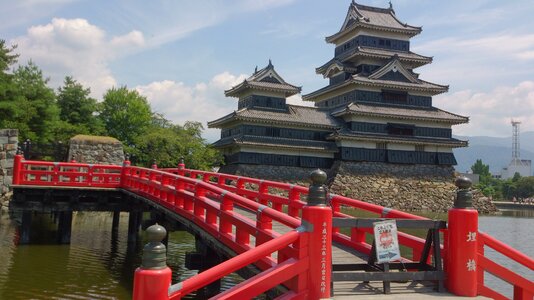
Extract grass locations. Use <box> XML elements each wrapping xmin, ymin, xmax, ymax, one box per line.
<box><xmin>70</xmin><ymin>135</ymin><xmax>121</xmax><ymax>145</ymax></box>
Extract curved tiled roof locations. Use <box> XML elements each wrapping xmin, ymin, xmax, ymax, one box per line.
<box><xmin>225</xmin><ymin>61</ymin><xmax>301</xmax><ymax>97</ymax></box>
<box><xmin>328</xmin><ymin>129</ymin><xmax>468</xmax><ymax>148</ymax></box>
<box><xmin>331</xmin><ymin>102</ymin><xmax>468</xmax><ymax>124</ymax></box>
<box><xmin>208</xmin><ymin>105</ymin><xmax>342</xmax><ymax>129</ymax></box>
<box><xmin>212</xmin><ymin>135</ymin><xmax>338</xmax><ymax>152</ymax></box>
<box><xmin>326</xmin><ymin>2</ymin><xmax>421</xmax><ymax>44</ymax></box>
<box><xmin>337</xmin><ymin>46</ymin><xmax>432</xmax><ymax>68</ymax></box>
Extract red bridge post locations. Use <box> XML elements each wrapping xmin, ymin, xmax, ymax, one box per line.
<box><xmin>447</xmin><ymin>177</ymin><xmax>478</xmax><ymax>297</ymax></box>
<box><xmin>133</xmin><ymin>224</ymin><xmax>172</xmax><ymax>300</ymax></box>
<box><xmin>177</xmin><ymin>157</ymin><xmax>185</xmax><ymax>176</ymax></box>
<box><xmin>13</xmin><ymin>150</ymin><xmax>23</xmax><ymax>185</ymax></box>
<box><xmin>302</xmin><ymin>169</ymin><xmax>332</xmax><ymax>299</ymax></box>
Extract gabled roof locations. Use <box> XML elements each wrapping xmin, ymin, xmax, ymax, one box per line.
<box><xmin>368</xmin><ymin>55</ymin><xmax>419</xmax><ymax>83</ymax></box>
<box><xmin>225</xmin><ymin>60</ymin><xmax>302</xmax><ymax>97</ymax></box>
<box><xmin>326</xmin><ymin>1</ymin><xmax>422</xmax><ymax>44</ymax></box>
<box><xmin>337</xmin><ymin>46</ymin><xmax>432</xmax><ymax>68</ymax></box>
<box><xmin>331</xmin><ymin>102</ymin><xmax>469</xmax><ymax>125</ymax></box>
<box><xmin>208</xmin><ymin>105</ymin><xmax>342</xmax><ymax>129</ymax></box>
<box><xmin>316</xmin><ymin>59</ymin><xmax>358</xmax><ymax>78</ymax></box>
<box><xmin>327</xmin><ymin>129</ymin><xmax>468</xmax><ymax>148</ymax></box>
<box><xmin>212</xmin><ymin>135</ymin><xmax>338</xmax><ymax>152</ymax></box>
<box><xmin>350</xmin><ymin>74</ymin><xmax>448</xmax><ymax>94</ymax></box>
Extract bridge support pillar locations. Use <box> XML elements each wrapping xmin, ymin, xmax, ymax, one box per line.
<box><xmin>447</xmin><ymin>177</ymin><xmax>478</xmax><ymax>297</ymax></box>
<box><xmin>57</xmin><ymin>211</ymin><xmax>73</xmax><ymax>244</ymax></box>
<box><xmin>112</xmin><ymin>211</ymin><xmax>120</xmax><ymax>232</ymax></box>
<box><xmin>302</xmin><ymin>169</ymin><xmax>332</xmax><ymax>299</ymax></box>
<box><xmin>19</xmin><ymin>211</ymin><xmax>32</xmax><ymax>244</ymax></box>
<box><xmin>184</xmin><ymin>236</ymin><xmax>222</xmax><ymax>298</ymax></box>
<box><xmin>128</xmin><ymin>211</ymin><xmax>142</xmax><ymax>244</ymax></box>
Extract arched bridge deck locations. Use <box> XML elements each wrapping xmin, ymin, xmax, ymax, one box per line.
<box><xmin>10</xmin><ymin>155</ymin><xmax>534</xmax><ymax>300</ymax></box>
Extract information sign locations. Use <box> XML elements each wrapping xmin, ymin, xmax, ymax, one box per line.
<box><xmin>373</xmin><ymin>219</ymin><xmax>401</xmax><ymax>263</ymax></box>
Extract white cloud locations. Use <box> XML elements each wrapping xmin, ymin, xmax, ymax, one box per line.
<box><xmin>11</xmin><ymin>18</ymin><xmax>146</xmax><ymax>97</ymax></box>
<box><xmin>413</xmin><ymin>33</ymin><xmax>534</xmax><ymax>91</ymax></box>
<box><xmin>435</xmin><ymin>81</ymin><xmax>534</xmax><ymax>137</ymax></box>
<box><xmin>135</xmin><ymin>72</ymin><xmax>247</xmax><ymax>142</ymax></box>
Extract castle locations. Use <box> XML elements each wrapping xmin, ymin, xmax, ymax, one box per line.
<box><xmin>208</xmin><ymin>1</ymin><xmax>469</xmax><ymax>210</ymax></box>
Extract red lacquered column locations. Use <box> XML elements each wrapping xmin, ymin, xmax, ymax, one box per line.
<box><xmin>447</xmin><ymin>177</ymin><xmax>478</xmax><ymax>297</ymax></box>
<box><xmin>301</xmin><ymin>169</ymin><xmax>332</xmax><ymax>299</ymax></box>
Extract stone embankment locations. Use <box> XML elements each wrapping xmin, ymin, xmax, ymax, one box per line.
<box><xmin>68</xmin><ymin>135</ymin><xmax>124</xmax><ymax>165</ymax></box>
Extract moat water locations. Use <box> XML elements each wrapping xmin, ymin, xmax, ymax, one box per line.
<box><xmin>0</xmin><ymin>209</ymin><xmax>532</xmax><ymax>299</ymax></box>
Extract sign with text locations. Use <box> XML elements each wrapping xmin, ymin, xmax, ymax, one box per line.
<box><xmin>373</xmin><ymin>219</ymin><xmax>401</xmax><ymax>263</ymax></box>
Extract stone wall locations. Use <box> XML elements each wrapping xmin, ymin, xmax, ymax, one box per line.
<box><xmin>0</xmin><ymin>129</ymin><xmax>18</xmax><ymax>194</ymax></box>
<box><xmin>329</xmin><ymin>161</ymin><xmax>496</xmax><ymax>213</ymax></box>
<box><xmin>68</xmin><ymin>135</ymin><xmax>124</xmax><ymax>165</ymax></box>
<box><xmin>0</xmin><ymin>129</ymin><xmax>18</xmax><ymax>211</ymax></box>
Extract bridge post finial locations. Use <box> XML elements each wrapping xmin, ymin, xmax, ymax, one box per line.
<box><xmin>178</xmin><ymin>156</ymin><xmax>185</xmax><ymax>170</ymax></box>
<box><xmin>454</xmin><ymin>176</ymin><xmax>473</xmax><ymax>208</ymax></box>
<box><xmin>301</xmin><ymin>169</ymin><xmax>332</xmax><ymax>298</ymax></box>
<box><xmin>307</xmin><ymin>169</ymin><xmax>328</xmax><ymax>206</ymax></box>
<box><xmin>132</xmin><ymin>224</ymin><xmax>172</xmax><ymax>300</ymax></box>
<box><xmin>446</xmin><ymin>176</ymin><xmax>478</xmax><ymax>296</ymax></box>
<box><xmin>141</xmin><ymin>224</ymin><xmax>168</xmax><ymax>269</ymax></box>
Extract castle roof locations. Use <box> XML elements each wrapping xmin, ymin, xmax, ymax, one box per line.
<box><xmin>326</xmin><ymin>1</ymin><xmax>422</xmax><ymax>44</ymax></box>
<box><xmin>225</xmin><ymin>60</ymin><xmax>301</xmax><ymax>98</ymax></box>
<box><xmin>208</xmin><ymin>105</ymin><xmax>341</xmax><ymax>129</ymax></box>
<box><xmin>212</xmin><ymin>135</ymin><xmax>338</xmax><ymax>152</ymax></box>
<box><xmin>306</xmin><ymin>56</ymin><xmax>448</xmax><ymax>101</ymax></box>
<box><xmin>338</xmin><ymin>46</ymin><xmax>432</xmax><ymax>68</ymax></box>
<box><xmin>331</xmin><ymin>102</ymin><xmax>469</xmax><ymax>125</ymax></box>
<box><xmin>328</xmin><ymin>129</ymin><xmax>467</xmax><ymax>148</ymax></box>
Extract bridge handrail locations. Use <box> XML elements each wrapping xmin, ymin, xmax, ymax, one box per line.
<box><xmin>168</xmin><ymin>230</ymin><xmax>303</xmax><ymax>299</ymax></box>
<box><xmin>162</xmin><ymin>168</ymin><xmax>308</xmax><ymax>218</ymax></box>
<box><xmin>124</xmin><ymin>166</ymin><xmax>301</xmax><ymax>230</ymax></box>
<box><xmin>479</xmin><ymin>232</ymin><xmax>534</xmax><ymax>270</ymax></box>
<box><xmin>476</xmin><ymin>232</ymin><xmax>534</xmax><ymax>299</ymax></box>
<box><xmin>15</xmin><ymin>158</ymin><xmax>122</xmax><ymax>187</ymax></box>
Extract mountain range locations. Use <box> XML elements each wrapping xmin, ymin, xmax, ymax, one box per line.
<box><xmin>453</xmin><ymin>131</ymin><xmax>534</xmax><ymax>175</ymax></box>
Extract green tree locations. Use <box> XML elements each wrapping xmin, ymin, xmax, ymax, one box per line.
<box><xmin>132</xmin><ymin>121</ymin><xmax>222</xmax><ymax>170</ymax></box>
<box><xmin>0</xmin><ymin>40</ymin><xmax>21</xmax><ymax>129</ymax></box>
<box><xmin>514</xmin><ymin>176</ymin><xmax>534</xmax><ymax>198</ymax></box>
<box><xmin>100</xmin><ymin>86</ymin><xmax>152</xmax><ymax>146</ymax></box>
<box><xmin>471</xmin><ymin>159</ymin><xmax>492</xmax><ymax>184</ymax></box>
<box><xmin>56</xmin><ymin>76</ymin><xmax>104</xmax><ymax>141</ymax></box>
<box><xmin>0</xmin><ymin>40</ymin><xmax>18</xmax><ymax>98</ymax></box>
<box><xmin>6</xmin><ymin>61</ymin><xmax>60</xmax><ymax>144</ymax></box>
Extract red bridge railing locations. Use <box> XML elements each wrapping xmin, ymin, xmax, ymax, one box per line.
<box><xmin>477</xmin><ymin>232</ymin><xmax>534</xmax><ymax>299</ymax></box>
<box><xmin>12</xmin><ymin>155</ymin><xmax>534</xmax><ymax>299</ymax></box>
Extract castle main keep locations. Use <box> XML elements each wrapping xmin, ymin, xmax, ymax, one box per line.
<box><xmin>209</xmin><ymin>1</ymin><xmax>471</xmax><ymax>211</ymax></box>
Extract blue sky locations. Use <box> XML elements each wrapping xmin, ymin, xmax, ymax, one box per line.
<box><xmin>2</xmin><ymin>0</ymin><xmax>534</xmax><ymax>142</ymax></box>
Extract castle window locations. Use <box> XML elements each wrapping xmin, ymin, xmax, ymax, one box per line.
<box><xmin>382</xmin><ymin>90</ymin><xmax>408</xmax><ymax>104</ymax></box>
<box><xmin>387</xmin><ymin>123</ymin><xmax>414</xmax><ymax>136</ymax></box>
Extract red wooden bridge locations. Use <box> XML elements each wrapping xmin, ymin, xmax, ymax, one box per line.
<box><xmin>10</xmin><ymin>154</ymin><xmax>534</xmax><ymax>299</ymax></box>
